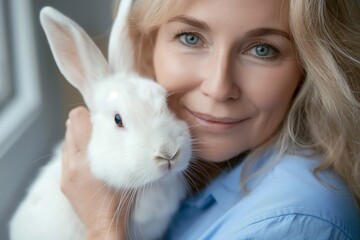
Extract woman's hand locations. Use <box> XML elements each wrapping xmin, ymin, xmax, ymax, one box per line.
<box><xmin>62</xmin><ymin>106</ymin><xmax>128</xmax><ymax>240</ymax></box>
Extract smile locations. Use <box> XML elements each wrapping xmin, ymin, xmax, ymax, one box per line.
<box><xmin>187</xmin><ymin>109</ymin><xmax>247</xmax><ymax>132</ymax></box>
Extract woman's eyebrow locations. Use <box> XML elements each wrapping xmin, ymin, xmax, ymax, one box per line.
<box><xmin>244</xmin><ymin>28</ymin><xmax>291</xmax><ymax>40</ymax></box>
<box><xmin>168</xmin><ymin>15</ymin><xmax>210</xmax><ymax>32</ymax></box>
<box><xmin>168</xmin><ymin>15</ymin><xmax>291</xmax><ymax>40</ymax></box>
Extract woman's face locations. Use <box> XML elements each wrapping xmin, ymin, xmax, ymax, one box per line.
<box><xmin>153</xmin><ymin>0</ymin><xmax>302</xmax><ymax>162</ymax></box>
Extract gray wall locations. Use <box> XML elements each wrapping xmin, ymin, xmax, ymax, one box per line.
<box><xmin>1</xmin><ymin>0</ymin><xmax>359</xmax><ymax>239</ymax></box>
<box><xmin>0</xmin><ymin>0</ymin><xmax>113</xmax><ymax>239</ymax></box>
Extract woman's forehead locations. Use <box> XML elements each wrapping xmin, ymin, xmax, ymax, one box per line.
<box><xmin>162</xmin><ymin>0</ymin><xmax>290</xmax><ymax>33</ymax></box>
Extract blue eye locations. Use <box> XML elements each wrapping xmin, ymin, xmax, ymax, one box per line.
<box><xmin>248</xmin><ymin>43</ymin><xmax>279</xmax><ymax>59</ymax></box>
<box><xmin>179</xmin><ymin>33</ymin><xmax>201</xmax><ymax>46</ymax></box>
<box><xmin>255</xmin><ymin>45</ymin><xmax>271</xmax><ymax>56</ymax></box>
<box><xmin>114</xmin><ymin>114</ymin><xmax>123</xmax><ymax>127</ymax></box>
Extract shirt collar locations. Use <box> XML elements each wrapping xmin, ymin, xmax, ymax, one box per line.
<box><xmin>182</xmin><ymin>148</ymin><xmax>274</xmax><ymax>210</ymax></box>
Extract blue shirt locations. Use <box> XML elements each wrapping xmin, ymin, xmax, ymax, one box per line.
<box><xmin>164</xmin><ymin>150</ymin><xmax>360</xmax><ymax>239</ymax></box>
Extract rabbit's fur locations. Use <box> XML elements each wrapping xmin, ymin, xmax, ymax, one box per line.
<box><xmin>10</xmin><ymin>1</ymin><xmax>191</xmax><ymax>239</ymax></box>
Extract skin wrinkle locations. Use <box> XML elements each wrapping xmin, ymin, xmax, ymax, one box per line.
<box><xmin>153</xmin><ymin>0</ymin><xmax>302</xmax><ymax>165</ymax></box>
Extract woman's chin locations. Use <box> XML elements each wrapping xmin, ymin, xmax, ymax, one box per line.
<box><xmin>193</xmin><ymin>146</ymin><xmax>241</xmax><ymax>163</ymax></box>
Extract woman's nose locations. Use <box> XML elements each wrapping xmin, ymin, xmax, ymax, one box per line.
<box><xmin>200</xmin><ymin>49</ymin><xmax>240</xmax><ymax>102</ymax></box>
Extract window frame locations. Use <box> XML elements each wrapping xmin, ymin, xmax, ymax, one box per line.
<box><xmin>0</xmin><ymin>0</ymin><xmax>12</xmax><ymax>108</ymax></box>
<box><xmin>0</xmin><ymin>0</ymin><xmax>42</xmax><ymax>159</ymax></box>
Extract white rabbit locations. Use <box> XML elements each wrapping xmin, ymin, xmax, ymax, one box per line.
<box><xmin>9</xmin><ymin>1</ymin><xmax>192</xmax><ymax>239</ymax></box>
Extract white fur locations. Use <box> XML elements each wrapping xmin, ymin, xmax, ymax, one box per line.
<box><xmin>10</xmin><ymin>2</ymin><xmax>191</xmax><ymax>239</ymax></box>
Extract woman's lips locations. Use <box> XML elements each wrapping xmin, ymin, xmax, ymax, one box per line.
<box><xmin>187</xmin><ymin>109</ymin><xmax>247</xmax><ymax>132</ymax></box>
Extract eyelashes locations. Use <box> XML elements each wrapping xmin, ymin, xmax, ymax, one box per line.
<box><xmin>244</xmin><ymin>42</ymin><xmax>280</xmax><ymax>60</ymax></box>
<box><xmin>174</xmin><ymin>30</ymin><xmax>206</xmax><ymax>48</ymax></box>
<box><xmin>173</xmin><ymin>30</ymin><xmax>281</xmax><ymax>61</ymax></box>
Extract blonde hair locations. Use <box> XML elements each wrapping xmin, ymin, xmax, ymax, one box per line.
<box><xmin>114</xmin><ymin>0</ymin><xmax>360</xmax><ymax>204</ymax></box>
<box><xmin>285</xmin><ymin>0</ymin><xmax>360</xmax><ymax>205</ymax></box>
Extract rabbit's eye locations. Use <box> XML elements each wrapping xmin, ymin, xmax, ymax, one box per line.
<box><xmin>114</xmin><ymin>114</ymin><xmax>123</xmax><ymax>127</ymax></box>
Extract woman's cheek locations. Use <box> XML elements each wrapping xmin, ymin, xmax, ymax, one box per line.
<box><xmin>241</xmin><ymin>64</ymin><xmax>301</xmax><ymax>111</ymax></box>
<box><xmin>154</xmin><ymin>48</ymin><xmax>202</xmax><ymax>92</ymax></box>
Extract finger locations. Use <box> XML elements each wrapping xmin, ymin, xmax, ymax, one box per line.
<box><xmin>64</xmin><ymin>118</ymin><xmax>78</xmax><ymax>156</ymax></box>
<box><xmin>62</xmin><ymin>118</ymin><xmax>77</xmax><ymax>178</ymax></box>
<box><xmin>68</xmin><ymin>106</ymin><xmax>92</xmax><ymax>152</ymax></box>
<box><xmin>61</xmin><ymin>118</ymin><xmax>72</xmax><ymax>191</ymax></box>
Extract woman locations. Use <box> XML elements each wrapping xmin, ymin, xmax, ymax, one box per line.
<box><xmin>62</xmin><ymin>0</ymin><xmax>360</xmax><ymax>239</ymax></box>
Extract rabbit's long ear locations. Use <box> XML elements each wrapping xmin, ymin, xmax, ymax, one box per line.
<box><xmin>40</xmin><ymin>7</ymin><xmax>110</xmax><ymax>108</ymax></box>
<box><xmin>108</xmin><ymin>0</ymin><xmax>134</xmax><ymax>73</ymax></box>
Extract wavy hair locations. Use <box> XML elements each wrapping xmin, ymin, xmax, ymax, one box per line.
<box><xmin>114</xmin><ymin>0</ymin><xmax>360</xmax><ymax>205</ymax></box>
<box><xmin>285</xmin><ymin>0</ymin><xmax>360</xmax><ymax>204</ymax></box>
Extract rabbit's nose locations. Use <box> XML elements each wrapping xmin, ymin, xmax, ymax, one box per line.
<box><xmin>155</xmin><ymin>145</ymin><xmax>180</xmax><ymax>161</ymax></box>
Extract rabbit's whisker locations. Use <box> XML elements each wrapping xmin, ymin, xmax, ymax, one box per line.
<box><xmin>28</xmin><ymin>153</ymin><xmax>56</xmax><ymax>166</ymax></box>
<box><xmin>104</xmin><ymin>190</ymin><xmax>119</xmax><ymax>240</ymax></box>
<box><xmin>186</xmin><ymin>165</ymin><xmax>210</xmax><ymax>186</ymax></box>
<box><xmin>182</xmin><ymin>171</ymin><xmax>200</xmax><ymax>193</ymax></box>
